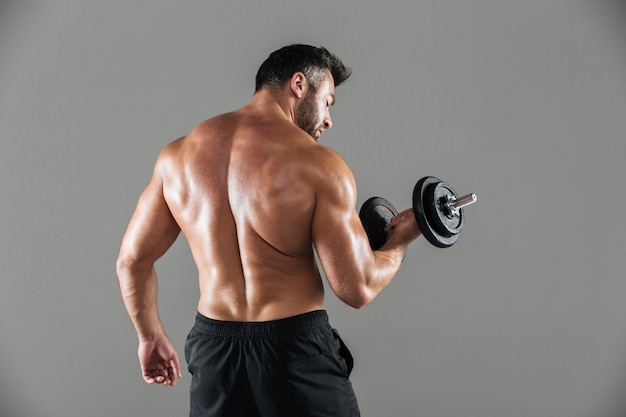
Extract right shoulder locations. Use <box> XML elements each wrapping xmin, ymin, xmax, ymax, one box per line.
<box><xmin>305</xmin><ymin>145</ymin><xmax>357</xmax><ymax>208</ymax></box>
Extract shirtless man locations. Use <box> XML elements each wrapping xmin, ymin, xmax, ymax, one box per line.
<box><xmin>116</xmin><ymin>44</ymin><xmax>421</xmax><ymax>417</ymax></box>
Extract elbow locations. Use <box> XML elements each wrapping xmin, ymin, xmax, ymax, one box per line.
<box><xmin>347</xmin><ymin>299</ymin><xmax>370</xmax><ymax>310</ymax></box>
<box><xmin>115</xmin><ymin>254</ymin><xmax>147</xmax><ymax>300</ymax></box>
<box><xmin>115</xmin><ymin>254</ymin><xmax>133</xmax><ymax>279</ymax></box>
<box><xmin>338</xmin><ymin>287</ymin><xmax>375</xmax><ymax>310</ymax></box>
<box><xmin>116</xmin><ymin>245</ymin><xmax>153</xmax><ymax>273</ymax></box>
<box><xmin>115</xmin><ymin>255</ymin><xmax>134</xmax><ymax>293</ymax></box>
<box><xmin>116</xmin><ymin>253</ymin><xmax>148</xmax><ymax>284</ymax></box>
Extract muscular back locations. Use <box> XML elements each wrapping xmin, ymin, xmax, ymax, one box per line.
<box><xmin>158</xmin><ymin>109</ymin><xmax>335</xmax><ymax>321</ymax></box>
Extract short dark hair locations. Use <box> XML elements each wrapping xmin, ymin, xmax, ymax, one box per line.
<box><xmin>254</xmin><ymin>44</ymin><xmax>351</xmax><ymax>92</ymax></box>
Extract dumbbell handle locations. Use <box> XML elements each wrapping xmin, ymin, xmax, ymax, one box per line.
<box><xmin>383</xmin><ymin>192</ymin><xmax>477</xmax><ymax>234</ymax></box>
<box><xmin>444</xmin><ymin>193</ymin><xmax>478</xmax><ymax>213</ymax></box>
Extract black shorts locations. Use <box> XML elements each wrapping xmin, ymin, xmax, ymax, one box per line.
<box><xmin>184</xmin><ymin>310</ymin><xmax>360</xmax><ymax>417</ymax></box>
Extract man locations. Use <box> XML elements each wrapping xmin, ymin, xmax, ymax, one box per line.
<box><xmin>116</xmin><ymin>44</ymin><xmax>421</xmax><ymax>417</ymax></box>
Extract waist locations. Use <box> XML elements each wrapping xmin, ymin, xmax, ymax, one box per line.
<box><xmin>192</xmin><ymin>310</ymin><xmax>329</xmax><ymax>337</ymax></box>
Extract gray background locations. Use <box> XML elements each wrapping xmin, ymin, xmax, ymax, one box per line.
<box><xmin>1</xmin><ymin>1</ymin><xmax>626</xmax><ymax>416</ymax></box>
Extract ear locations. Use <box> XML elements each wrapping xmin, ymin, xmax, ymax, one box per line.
<box><xmin>289</xmin><ymin>72</ymin><xmax>308</xmax><ymax>99</ymax></box>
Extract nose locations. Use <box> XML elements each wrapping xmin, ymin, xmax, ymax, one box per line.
<box><xmin>323</xmin><ymin>112</ymin><xmax>332</xmax><ymax>130</ymax></box>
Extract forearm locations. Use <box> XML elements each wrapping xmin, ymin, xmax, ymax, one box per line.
<box><xmin>117</xmin><ymin>261</ymin><xmax>165</xmax><ymax>341</ymax></box>
<box><xmin>362</xmin><ymin>208</ymin><xmax>420</xmax><ymax>297</ymax></box>
<box><xmin>352</xmin><ymin>209</ymin><xmax>417</xmax><ymax>306</ymax></box>
<box><xmin>357</xmin><ymin>246</ymin><xmax>404</xmax><ymax>305</ymax></box>
<box><xmin>316</xmin><ymin>214</ymin><xmax>410</xmax><ymax>308</ymax></box>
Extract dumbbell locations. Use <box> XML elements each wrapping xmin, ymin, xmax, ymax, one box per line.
<box><xmin>359</xmin><ymin>176</ymin><xmax>477</xmax><ymax>249</ymax></box>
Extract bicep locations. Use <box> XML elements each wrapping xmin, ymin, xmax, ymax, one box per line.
<box><xmin>311</xmin><ymin>164</ymin><xmax>373</xmax><ymax>302</ymax></box>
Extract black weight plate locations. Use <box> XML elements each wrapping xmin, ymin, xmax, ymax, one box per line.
<box><xmin>413</xmin><ymin>176</ymin><xmax>459</xmax><ymax>248</ymax></box>
<box><xmin>359</xmin><ymin>197</ymin><xmax>398</xmax><ymax>250</ymax></box>
<box><xmin>432</xmin><ymin>182</ymin><xmax>464</xmax><ymax>237</ymax></box>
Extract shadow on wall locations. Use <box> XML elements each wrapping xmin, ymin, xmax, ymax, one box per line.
<box><xmin>596</xmin><ymin>0</ymin><xmax>626</xmax><ymax>63</ymax></box>
<box><xmin>0</xmin><ymin>1</ymin><xmax>22</xmax><ymax>26</ymax></box>
<box><xmin>0</xmin><ymin>0</ymin><xmax>36</xmax><ymax>67</ymax></box>
<box><xmin>591</xmin><ymin>4</ymin><xmax>626</xmax><ymax>417</ymax></box>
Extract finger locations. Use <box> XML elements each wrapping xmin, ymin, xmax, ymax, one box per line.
<box><xmin>165</xmin><ymin>365</ymin><xmax>180</xmax><ymax>386</ymax></box>
<box><xmin>162</xmin><ymin>356</ymin><xmax>182</xmax><ymax>384</ymax></box>
<box><xmin>159</xmin><ymin>368</ymin><xmax>173</xmax><ymax>386</ymax></box>
<box><xmin>150</xmin><ymin>367</ymin><xmax>175</xmax><ymax>387</ymax></box>
<box><xmin>173</xmin><ymin>355</ymin><xmax>183</xmax><ymax>378</ymax></box>
<box><xmin>390</xmin><ymin>209</ymin><xmax>410</xmax><ymax>225</ymax></box>
<box><xmin>143</xmin><ymin>369</ymin><xmax>155</xmax><ymax>384</ymax></box>
<box><xmin>144</xmin><ymin>369</ymin><xmax>168</xmax><ymax>384</ymax></box>
<box><xmin>143</xmin><ymin>375</ymin><xmax>157</xmax><ymax>384</ymax></box>
<box><xmin>154</xmin><ymin>370</ymin><xmax>166</xmax><ymax>384</ymax></box>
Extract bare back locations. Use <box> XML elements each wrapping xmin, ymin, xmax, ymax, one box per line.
<box><xmin>116</xmin><ymin>49</ymin><xmax>419</xmax><ymax>391</ymax></box>
<box><xmin>159</xmin><ymin>110</ymin><xmax>332</xmax><ymax>321</ymax></box>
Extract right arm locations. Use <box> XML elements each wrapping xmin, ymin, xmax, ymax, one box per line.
<box><xmin>311</xmin><ymin>151</ymin><xmax>420</xmax><ymax>308</ymax></box>
<box><xmin>116</xmin><ymin>144</ymin><xmax>183</xmax><ymax>386</ymax></box>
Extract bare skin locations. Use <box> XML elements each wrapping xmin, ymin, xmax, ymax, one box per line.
<box><xmin>116</xmin><ymin>70</ymin><xmax>421</xmax><ymax>387</ymax></box>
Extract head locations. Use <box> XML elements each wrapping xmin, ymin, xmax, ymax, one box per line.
<box><xmin>255</xmin><ymin>45</ymin><xmax>351</xmax><ymax>139</ymax></box>
<box><xmin>255</xmin><ymin>44</ymin><xmax>351</xmax><ymax>93</ymax></box>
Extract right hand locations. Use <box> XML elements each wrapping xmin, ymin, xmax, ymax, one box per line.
<box><xmin>138</xmin><ymin>334</ymin><xmax>183</xmax><ymax>387</ymax></box>
<box><xmin>388</xmin><ymin>208</ymin><xmax>422</xmax><ymax>245</ymax></box>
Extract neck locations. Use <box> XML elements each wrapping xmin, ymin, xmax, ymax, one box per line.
<box><xmin>246</xmin><ymin>88</ymin><xmax>296</xmax><ymax>124</ymax></box>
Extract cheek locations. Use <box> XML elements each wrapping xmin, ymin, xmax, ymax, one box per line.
<box><xmin>318</xmin><ymin>104</ymin><xmax>327</xmax><ymax>121</ymax></box>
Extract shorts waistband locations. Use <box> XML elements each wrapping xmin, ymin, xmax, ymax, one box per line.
<box><xmin>193</xmin><ymin>310</ymin><xmax>329</xmax><ymax>337</ymax></box>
